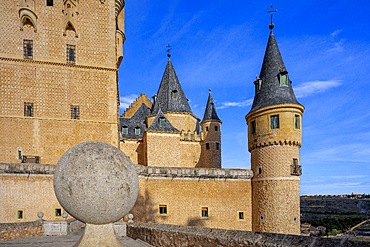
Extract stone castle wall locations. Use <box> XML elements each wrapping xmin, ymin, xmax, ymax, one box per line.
<box><xmin>0</xmin><ymin>221</ymin><xmax>42</xmax><ymax>242</ymax></box>
<box><xmin>0</xmin><ymin>1</ymin><xmax>121</xmax><ymax>164</ymax></box>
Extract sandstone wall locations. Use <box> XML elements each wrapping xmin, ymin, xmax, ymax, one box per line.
<box><xmin>0</xmin><ymin>221</ymin><xmax>42</xmax><ymax>242</ymax></box>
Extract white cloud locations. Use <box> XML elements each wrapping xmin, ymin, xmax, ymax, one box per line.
<box><xmin>331</xmin><ymin>29</ymin><xmax>342</xmax><ymax>37</ymax></box>
<box><xmin>120</xmin><ymin>94</ymin><xmax>138</xmax><ymax>110</ymax></box>
<box><xmin>294</xmin><ymin>80</ymin><xmax>341</xmax><ymax>98</ymax></box>
<box><xmin>218</xmin><ymin>99</ymin><xmax>253</xmax><ymax>109</ymax></box>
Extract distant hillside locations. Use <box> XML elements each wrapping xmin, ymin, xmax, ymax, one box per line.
<box><xmin>301</xmin><ymin>197</ymin><xmax>370</xmax><ymax>235</ymax></box>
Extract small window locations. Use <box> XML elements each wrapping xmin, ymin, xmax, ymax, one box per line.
<box><xmin>292</xmin><ymin>158</ymin><xmax>301</xmax><ymax>175</ymax></box>
<box><xmin>17</xmin><ymin>210</ymin><xmax>24</xmax><ymax>220</ymax></box>
<box><xmin>205</xmin><ymin>126</ymin><xmax>209</xmax><ymax>132</ymax></box>
<box><xmin>294</xmin><ymin>115</ymin><xmax>300</xmax><ymax>129</ymax></box>
<box><xmin>159</xmin><ymin>117</ymin><xmax>165</xmax><ymax>127</ymax></box>
<box><xmin>216</xmin><ymin>143</ymin><xmax>220</xmax><ymax>150</ymax></box>
<box><xmin>238</xmin><ymin>211</ymin><xmax>245</xmax><ymax>221</ymax></box>
<box><xmin>121</xmin><ymin>126</ymin><xmax>128</xmax><ymax>135</ymax></box>
<box><xmin>201</xmin><ymin>207</ymin><xmax>208</xmax><ymax>218</ymax></box>
<box><xmin>46</xmin><ymin>0</ymin><xmax>53</xmax><ymax>6</ymax></box>
<box><xmin>214</xmin><ymin>126</ymin><xmax>218</xmax><ymax>131</ymax></box>
<box><xmin>251</xmin><ymin>121</ymin><xmax>256</xmax><ymax>134</ymax></box>
<box><xmin>135</xmin><ymin>127</ymin><xmax>140</xmax><ymax>135</ymax></box>
<box><xmin>254</xmin><ymin>78</ymin><xmax>262</xmax><ymax>93</ymax></box>
<box><xmin>258</xmin><ymin>167</ymin><xmax>262</xmax><ymax>174</ymax></box>
<box><xmin>278</xmin><ymin>71</ymin><xmax>288</xmax><ymax>86</ymax></box>
<box><xmin>66</xmin><ymin>44</ymin><xmax>76</xmax><ymax>64</ymax></box>
<box><xmin>23</xmin><ymin>39</ymin><xmax>33</xmax><ymax>60</ymax></box>
<box><xmin>17</xmin><ymin>148</ymin><xmax>22</xmax><ymax>160</ymax></box>
<box><xmin>24</xmin><ymin>102</ymin><xmax>34</xmax><ymax>117</ymax></box>
<box><xmin>171</xmin><ymin>90</ymin><xmax>178</xmax><ymax>99</ymax></box>
<box><xmin>70</xmin><ymin>105</ymin><xmax>80</xmax><ymax>119</ymax></box>
<box><xmin>270</xmin><ymin>115</ymin><xmax>279</xmax><ymax>129</ymax></box>
<box><xmin>55</xmin><ymin>208</ymin><xmax>62</xmax><ymax>217</ymax></box>
<box><xmin>159</xmin><ymin>205</ymin><xmax>167</xmax><ymax>215</ymax></box>
<box><xmin>206</xmin><ymin>143</ymin><xmax>210</xmax><ymax>150</ymax></box>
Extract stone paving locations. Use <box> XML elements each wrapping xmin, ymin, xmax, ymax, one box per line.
<box><xmin>0</xmin><ymin>229</ymin><xmax>152</xmax><ymax>247</ymax></box>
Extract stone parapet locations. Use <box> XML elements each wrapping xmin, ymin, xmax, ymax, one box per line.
<box><xmin>127</xmin><ymin>222</ymin><xmax>370</xmax><ymax>247</ymax></box>
<box><xmin>135</xmin><ymin>165</ymin><xmax>253</xmax><ymax>180</ymax></box>
<box><xmin>0</xmin><ymin>221</ymin><xmax>42</xmax><ymax>242</ymax></box>
<box><xmin>0</xmin><ymin>163</ymin><xmax>55</xmax><ymax>174</ymax></box>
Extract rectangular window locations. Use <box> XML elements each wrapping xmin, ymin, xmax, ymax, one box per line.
<box><xmin>23</xmin><ymin>39</ymin><xmax>33</xmax><ymax>59</ymax></box>
<box><xmin>159</xmin><ymin>205</ymin><xmax>167</xmax><ymax>215</ymax></box>
<box><xmin>214</xmin><ymin>126</ymin><xmax>218</xmax><ymax>131</ymax></box>
<box><xmin>291</xmin><ymin>158</ymin><xmax>301</xmax><ymax>176</ymax></box>
<box><xmin>201</xmin><ymin>207</ymin><xmax>208</xmax><ymax>218</ymax></box>
<box><xmin>205</xmin><ymin>126</ymin><xmax>209</xmax><ymax>132</ymax></box>
<box><xmin>294</xmin><ymin>115</ymin><xmax>300</xmax><ymax>129</ymax></box>
<box><xmin>18</xmin><ymin>148</ymin><xmax>22</xmax><ymax>160</ymax></box>
<box><xmin>17</xmin><ymin>210</ymin><xmax>24</xmax><ymax>220</ymax></box>
<box><xmin>122</xmin><ymin>126</ymin><xmax>128</xmax><ymax>135</ymax></box>
<box><xmin>279</xmin><ymin>72</ymin><xmax>288</xmax><ymax>86</ymax></box>
<box><xmin>251</xmin><ymin>121</ymin><xmax>256</xmax><ymax>134</ymax></box>
<box><xmin>46</xmin><ymin>0</ymin><xmax>53</xmax><ymax>6</ymax></box>
<box><xmin>238</xmin><ymin>211</ymin><xmax>245</xmax><ymax>220</ymax></box>
<box><xmin>55</xmin><ymin>208</ymin><xmax>62</xmax><ymax>217</ymax></box>
<box><xmin>66</xmin><ymin>44</ymin><xmax>76</xmax><ymax>64</ymax></box>
<box><xmin>159</xmin><ymin>118</ymin><xmax>165</xmax><ymax>127</ymax></box>
<box><xmin>206</xmin><ymin>143</ymin><xmax>210</xmax><ymax>150</ymax></box>
<box><xmin>70</xmin><ymin>105</ymin><xmax>80</xmax><ymax>119</ymax></box>
<box><xmin>24</xmin><ymin>102</ymin><xmax>34</xmax><ymax>117</ymax></box>
<box><xmin>216</xmin><ymin>143</ymin><xmax>220</xmax><ymax>150</ymax></box>
<box><xmin>270</xmin><ymin>115</ymin><xmax>279</xmax><ymax>129</ymax></box>
<box><xmin>135</xmin><ymin>127</ymin><xmax>140</xmax><ymax>135</ymax></box>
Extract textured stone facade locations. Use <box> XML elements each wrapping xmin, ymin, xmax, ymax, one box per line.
<box><xmin>0</xmin><ymin>221</ymin><xmax>42</xmax><ymax>242</ymax></box>
<box><xmin>0</xmin><ymin>1</ymin><xmax>123</xmax><ymax>164</ymax></box>
<box><xmin>246</xmin><ymin>104</ymin><xmax>304</xmax><ymax>235</ymax></box>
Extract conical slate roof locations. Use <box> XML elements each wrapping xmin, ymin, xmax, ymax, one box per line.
<box><xmin>152</xmin><ymin>59</ymin><xmax>192</xmax><ymax>114</ymax></box>
<box><xmin>202</xmin><ymin>90</ymin><xmax>221</xmax><ymax>122</ymax></box>
<box><xmin>250</xmin><ymin>30</ymin><xmax>301</xmax><ymax>112</ymax></box>
<box><xmin>148</xmin><ymin>109</ymin><xmax>180</xmax><ymax>133</ymax></box>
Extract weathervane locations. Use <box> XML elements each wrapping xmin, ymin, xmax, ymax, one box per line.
<box><xmin>267</xmin><ymin>4</ymin><xmax>278</xmax><ymax>30</ymax></box>
<box><xmin>166</xmin><ymin>44</ymin><xmax>171</xmax><ymax>58</ymax></box>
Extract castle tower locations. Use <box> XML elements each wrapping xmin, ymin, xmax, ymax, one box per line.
<box><xmin>245</xmin><ymin>24</ymin><xmax>304</xmax><ymax>235</ymax></box>
<box><xmin>198</xmin><ymin>90</ymin><xmax>222</xmax><ymax>168</ymax></box>
<box><xmin>0</xmin><ymin>1</ymin><xmax>124</xmax><ymax>164</ymax></box>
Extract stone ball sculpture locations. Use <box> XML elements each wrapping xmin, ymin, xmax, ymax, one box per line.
<box><xmin>54</xmin><ymin>142</ymin><xmax>139</xmax><ymax>225</ymax></box>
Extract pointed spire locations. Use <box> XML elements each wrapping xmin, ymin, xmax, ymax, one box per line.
<box><xmin>202</xmin><ymin>89</ymin><xmax>221</xmax><ymax>122</ymax></box>
<box><xmin>148</xmin><ymin>109</ymin><xmax>180</xmax><ymax>132</ymax></box>
<box><xmin>250</xmin><ymin>28</ymin><xmax>301</xmax><ymax>112</ymax></box>
<box><xmin>152</xmin><ymin>59</ymin><xmax>192</xmax><ymax>114</ymax></box>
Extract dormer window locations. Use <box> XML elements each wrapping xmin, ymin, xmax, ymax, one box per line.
<box><xmin>278</xmin><ymin>71</ymin><xmax>288</xmax><ymax>86</ymax></box>
<box><xmin>121</xmin><ymin>126</ymin><xmax>128</xmax><ymax>135</ymax></box>
<box><xmin>171</xmin><ymin>90</ymin><xmax>178</xmax><ymax>99</ymax></box>
<box><xmin>254</xmin><ymin>77</ymin><xmax>262</xmax><ymax>93</ymax></box>
<box><xmin>134</xmin><ymin>127</ymin><xmax>140</xmax><ymax>135</ymax></box>
<box><xmin>159</xmin><ymin>117</ymin><xmax>165</xmax><ymax>127</ymax></box>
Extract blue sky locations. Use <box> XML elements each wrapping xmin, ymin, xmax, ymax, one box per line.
<box><xmin>118</xmin><ymin>1</ymin><xmax>370</xmax><ymax>195</ymax></box>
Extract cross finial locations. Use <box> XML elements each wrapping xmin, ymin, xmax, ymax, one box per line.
<box><xmin>267</xmin><ymin>4</ymin><xmax>278</xmax><ymax>30</ymax></box>
<box><xmin>166</xmin><ymin>44</ymin><xmax>171</xmax><ymax>58</ymax></box>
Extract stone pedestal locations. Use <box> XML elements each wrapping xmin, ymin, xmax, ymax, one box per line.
<box><xmin>74</xmin><ymin>224</ymin><xmax>124</xmax><ymax>247</ymax></box>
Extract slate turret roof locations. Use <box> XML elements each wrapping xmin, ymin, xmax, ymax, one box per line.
<box><xmin>152</xmin><ymin>59</ymin><xmax>192</xmax><ymax>114</ymax></box>
<box><xmin>120</xmin><ymin>103</ymin><xmax>151</xmax><ymax>139</ymax></box>
<box><xmin>147</xmin><ymin>109</ymin><xmax>180</xmax><ymax>133</ymax></box>
<box><xmin>202</xmin><ymin>90</ymin><xmax>221</xmax><ymax>123</ymax></box>
<box><xmin>250</xmin><ymin>29</ymin><xmax>301</xmax><ymax>112</ymax></box>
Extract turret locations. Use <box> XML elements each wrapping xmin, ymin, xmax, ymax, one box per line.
<box><xmin>198</xmin><ymin>90</ymin><xmax>222</xmax><ymax>168</ymax></box>
<box><xmin>246</xmin><ymin>24</ymin><xmax>304</xmax><ymax>235</ymax></box>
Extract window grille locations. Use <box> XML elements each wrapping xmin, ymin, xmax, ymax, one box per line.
<box><xmin>66</xmin><ymin>44</ymin><xmax>76</xmax><ymax>64</ymax></box>
<box><xmin>23</xmin><ymin>40</ymin><xmax>33</xmax><ymax>59</ymax></box>
<box><xmin>70</xmin><ymin>105</ymin><xmax>80</xmax><ymax>119</ymax></box>
<box><xmin>24</xmin><ymin>102</ymin><xmax>34</xmax><ymax>117</ymax></box>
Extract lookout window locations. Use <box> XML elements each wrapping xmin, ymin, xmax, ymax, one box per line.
<box><xmin>159</xmin><ymin>205</ymin><xmax>167</xmax><ymax>215</ymax></box>
<box><xmin>23</xmin><ymin>39</ymin><xmax>33</xmax><ymax>59</ymax></box>
<box><xmin>159</xmin><ymin>117</ymin><xmax>165</xmax><ymax>127</ymax></box>
<box><xmin>24</xmin><ymin>102</ymin><xmax>34</xmax><ymax>117</ymax></box>
<box><xmin>294</xmin><ymin>115</ymin><xmax>300</xmax><ymax>129</ymax></box>
<box><xmin>46</xmin><ymin>0</ymin><xmax>53</xmax><ymax>6</ymax></box>
<box><xmin>278</xmin><ymin>71</ymin><xmax>288</xmax><ymax>86</ymax></box>
<box><xmin>270</xmin><ymin>115</ymin><xmax>279</xmax><ymax>129</ymax></box>
<box><xmin>70</xmin><ymin>105</ymin><xmax>80</xmax><ymax>119</ymax></box>
<box><xmin>135</xmin><ymin>127</ymin><xmax>140</xmax><ymax>136</ymax></box>
<box><xmin>66</xmin><ymin>44</ymin><xmax>76</xmax><ymax>64</ymax></box>
<box><xmin>251</xmin><ymin>121</ymin><xmax>256</xmax><ymax>134</ymax></box>
<box><xmin>201</xmin><ymin>207</ymin><xmax>208</xmax><ymax>218</ymax></box>
<box><xmin>17</xmin><ymin>210</ymin><xmax>24</xmax><ymax>220</ymax></box>
<box><xmin>121</xmin><ymin>126</ymin><xmax>128</xmax><ymax>135</ymax></box>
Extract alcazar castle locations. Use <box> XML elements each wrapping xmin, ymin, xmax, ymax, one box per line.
<box><xmin>0</xmin><ymin>0</ymin><xmax>303</xmax><ymax>235</ymax></box>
